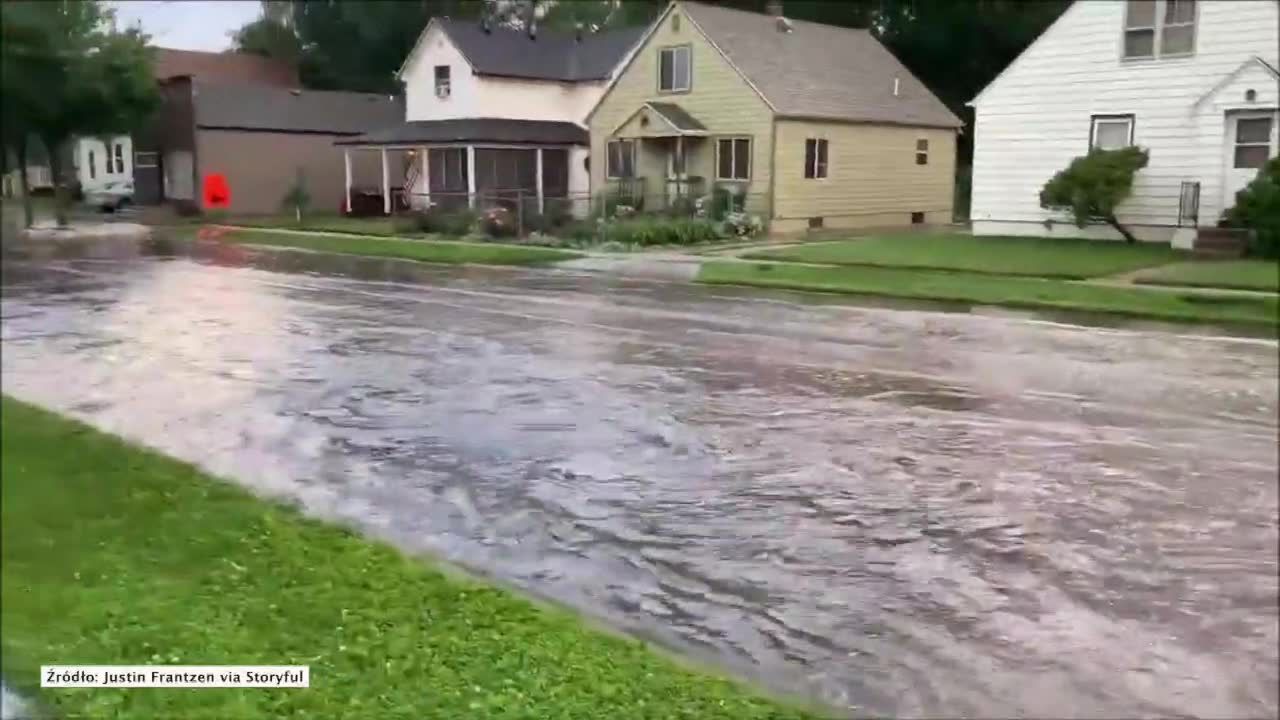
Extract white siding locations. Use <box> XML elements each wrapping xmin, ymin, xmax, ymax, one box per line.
<box><xmin>971</xmin><ymin>0</ymin><xmax>1279</xmax><ymax>240</ymax></box>
<box><xmin>402</xmin><ymin>24</ymin><xmax>608</xmax><ymax>124</ymax></box>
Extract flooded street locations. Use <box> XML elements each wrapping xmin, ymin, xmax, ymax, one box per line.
<box><xmin>3</xmin><ymin>238</ymin><xmax>1277</xmax><ymax>718</ymax></box>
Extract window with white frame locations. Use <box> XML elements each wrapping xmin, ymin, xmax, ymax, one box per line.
<box><xmin>804</xmin><ymin>138</ymin><xmax>827</xmax><ymax>179</ymax></box>
<box><xmin>1090</xmin><ymin>114</ymin><xmax>1135</xmax><ymax>150</ymax></box>
<box><xmin>434</xmin><ymin>65</ymin><xmax>451</xmax><ymax>98</ymax></box>
<box><xmin>1234</xmin><ymin>116</ymin><xmax>1274</xmax><ymax>169</ymax></box>
<box><xmin>88</xmin><ymin>150</ymin><xmax>96</xmax><ymax>179</ymax></box>
<box><xmin>717</xmin><ymin>137</ymin><xmax>750</xmax><ymax>180</ymax></box>
<box><xmin>915</xmin><ymin>138</ymin><xmax>929</xmax><ymax>165</ymax></box>
<box><xmin>1124</xmin><ymin>0</ymin><xmax>1196</xmax><ymax>59</ymax></box>
<box><xmin>114</xmin><ymin>142</ymin><xmax>125</xmax><ymax>174</ymax></box>
<box><xmin>606</xmin><ymin>139</ymin><xmax>635</xmax><ymax>178</ymax></box>
<box><xmin>658</xmin><ymin>46</ymin><xmax>691</xmax><ymax>92</ymax></box>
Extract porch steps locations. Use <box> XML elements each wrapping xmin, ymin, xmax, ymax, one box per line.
<box><xmin>1193</xmin><ymin>227</ymin><xmax>1248</xmax><ymax>257</ymax></box>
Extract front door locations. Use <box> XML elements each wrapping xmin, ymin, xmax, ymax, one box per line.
<box><xmin>665</xmin><ymin>137</ymin><xmax>686</xmax><ymax>209</ymax></box>
<box><xmin>1223</xmin><ymin>110</ymin><xmax>1278</xmax><ymax>211</ymax></box>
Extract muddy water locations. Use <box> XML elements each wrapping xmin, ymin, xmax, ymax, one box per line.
<box><xmin>3</xmin><ymin>237</ymin><xmax>1277</xmax><ymax>718</ymax></box>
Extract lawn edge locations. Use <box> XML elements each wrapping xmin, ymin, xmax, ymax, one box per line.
<box><xmin>0</xmin><ymin>395</ymin><xmax>834</xmax><ymax>720</ymax></box>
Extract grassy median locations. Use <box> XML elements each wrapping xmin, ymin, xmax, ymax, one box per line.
<box><xmin>0</xmin><ymin>396</ymin><xmax>820</xmax><ymax>719</ymax></box>
<box><xmin>1129</xmin><ymin>259</ymin><xmax>1280</xmax><ymax>292</ymax></box>
<box><xmin>217</xmin><ymin>228</ymin><xmax>581</xmax><ymax>267</ymax></box>
<box><xmin>745</xmin><ymin>234</ymin><xmax>1184</xmax><ymax>279</ymax></box>
<box><xmin>698</xmin><ymin>261</ymin><xmax>1279</xmax><ymax>328</ymax></box>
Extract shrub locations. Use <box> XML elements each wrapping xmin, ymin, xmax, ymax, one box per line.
<box><xmin>1040</xmin><ymin>146</ymin><xmax>1149</xmax><ymax>243</ymax></box>
<box><xmin>1224</xmin><ymin>156</ymin><xmax>1280</xmax><ymax>259</ymax></box>
<box><xmin>280</xmin><ymin>167</ymin><xmax>311</xmax><ymax>223</ymax></box>
<box><xmin>709</xmin><ymin>186</ymin><xmax>744</xmax><ymax>221</ymax></box>
<box><xmin>601</xmin><ymin>217</ymin><xmax>721</xmax><ymax>247</ymax></box>
<box><xmin>559</xmin><ymin>219</ymin><xmax>599</xmax><ymax>244</ymax></box>
<box><xmin>405</xmin><ymin>207</ymin><xmax>478</xmax><ymax>236</ymax></box>
<box><xmin>719</xmin><ymin>211</ymin><xmax>764</xmax><ymax>239</ymax></box>
<box><xmin>481</xmin><ymin>206</ymin><xmax>517</xmax><ymax>238</ymax></box>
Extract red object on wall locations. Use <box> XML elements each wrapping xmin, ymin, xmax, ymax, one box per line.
<box><xmin>203</xmin><ymin>173</ymin><xmax>230</xmax><ymax>209</ymax></box>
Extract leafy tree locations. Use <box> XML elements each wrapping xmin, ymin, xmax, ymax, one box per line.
<box><xmin>0</xmin><ymin>0</ymin><xmax>157</xmax><ymax>227</ymax></box>
<box><xmin>1224</xmin><ymin>157</ymin><xmax>1280</xmax><ymax>258</ymax></box>
<box><xmin>1039</xmin><ymin>146</ymin><xmax>1149</xmax><ymax>243</ymax></box>
<box><xmin>232</xmin><ymin>1</ymin><xmax>301</xmax><ymax>68</ymax></box>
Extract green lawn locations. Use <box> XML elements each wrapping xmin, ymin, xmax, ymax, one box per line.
<box><xmin>698</xmin><ymin>260</ymin><xmax>1279</xmax><ymax>328</ymax></box>
<box><xmin>0</xmin><ymin>396</ymin><xmax>821</xmax><ymax>719</ymax></box>
<box><xmin>221</xmin><ymin>228</ymin><xmax>581</xmax><ymax>267</ymax></box>
<box><xmin>1130</xmin><ymin>259</ymin><xmax>1279</xmax><ymax>292</ymax></box>
<box><xmin>744</xmin><ymin>233</ymin><xmax>1186</xmax><ymax>279</ymax></box>
<box><xmin>222</xmin><ymin>213</ymin><xmax>404</xmax><ymax>237</ymax></box>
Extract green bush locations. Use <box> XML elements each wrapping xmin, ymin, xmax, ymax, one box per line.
<box><xmin>709</xmin><ymin>186</ymin><xmax>744</xmax><ymax>221</ymax></box>
<box><xmin>560</xmin><ymin>219</ymin><xmax>599</xmax><ymax>243</ymax></box>
<box><xmin>481</xmin><ymin>206</ymin><xmax>518</xmax><ymax>238</ymax></box>
<box><xmin>1039</xmin><ymin>146</ymin><xmax>1149</xmax><ymax>243</ymax></box>
<box><xmin>1224</xmin><ymin>156</ymin><xmax>1280</xmax><ymax>259</ymax></box>
<box><xmin>601</xmin><ymin>217</ymin><xmax>721</xmax><ymax>247</ymax></box>
<box><xmin>407</xmin><ymin>208</ymin><xmax>478</xmax><ymax>236</ymax></box>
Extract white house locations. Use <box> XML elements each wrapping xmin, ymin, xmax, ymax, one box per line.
<box><xmin>338</xmin><ymin>17</ymin><xmax>645</xmax><ymax>216</ymax></box>
<box><xmin>72</xmin><ymin>135</ymin><xmax>134</xmax><ymax>196</ymax></box>
<box><xmin>970</xmin><ymin>0</ymin><xmax>1279</xmax><ymax>247</ymax></box>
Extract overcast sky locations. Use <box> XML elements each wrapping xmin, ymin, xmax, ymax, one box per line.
<box><xmin>110</xmin><ymin>1</ymin><xmax>262</xmax><ymax>52</ymax></box>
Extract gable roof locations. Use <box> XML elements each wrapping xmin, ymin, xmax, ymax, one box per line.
<box><xmin>400</xmin><ymin>18</ymin><xmax>644</xmax><ymax>83</ymax></box>
<box><xmin>680</xmin><ymin>1</ymin><xmax>961</xmax><ymax>128</ymax></box>
<box><xmin>192</xmin><ymin>83</ymin><xmax>404</xmax><ymax>135</ymax></box>
<box><xmin>1191</xmin><ymin>56</ymin><xmax>1280</xmax><ymax>109</ymax></box>
<box><xmin>153</xmin><ymin>48</ymin><xmax>298</xmax><ymax>87</ymax></box>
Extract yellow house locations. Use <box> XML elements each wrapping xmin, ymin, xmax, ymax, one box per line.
<box><xmin>586</xmin><ymin>0</ymin><xmax>962</xmax><ymax>234</ymax></box>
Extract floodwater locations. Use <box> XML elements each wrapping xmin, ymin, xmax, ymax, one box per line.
<box><xmin>3</xmin><ymin>236</ymin><xmax>1277</xmax><ymax>718</ymax></box>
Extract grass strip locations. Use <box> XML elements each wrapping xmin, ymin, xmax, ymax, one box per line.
<box><xmin>698</xmin><ymin>260</ymin><xmax>1279</xmax><ymax>328</ymax></box>
<box><xmin>744</xmin><ymin>234</ymin><xmax>1185</xmax><ymax>279</ymax></box>
<box><xmin>0</xmin><ymin>396</ymin><xmax>820</xmax><ymax>719</ymax></box>
<box><xmin>1129</xmin><ymin>260</ymin><xmax>1279</xmax><ymax>293</ymax></box>
<box><xmin>221</xmin><ymin>214</ymin><xmax>405</xmax><ymax>237</ymax></box>
<box><xmin>222</xmin><ymin>228</ymin><xmax>581</xmax><ymax>267</ymax></box>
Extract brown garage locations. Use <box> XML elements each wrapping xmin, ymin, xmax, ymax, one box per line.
<box><xmin>158</xmin><ymin>80</ymin><xmax>402</xmax><ymax>215</ymax></box>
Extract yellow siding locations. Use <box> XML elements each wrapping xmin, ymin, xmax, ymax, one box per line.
<box><xmin>772</xmin><ymin>120</ymin><xmax>956</xmax><ymax>231</ymax></box>
<box><xmin>588</xmin><ymin>5</ymin><xmax>774</xmax><ymax>213</ymax></box>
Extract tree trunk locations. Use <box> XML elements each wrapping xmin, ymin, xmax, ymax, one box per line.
<box><xmin>17</xmin><ymin>135</ymin><xmax>33</xmax><ymax>229</ymax></box>
<box><xmin>1106</xmin><ymin>214</ymin><xmax>1137</xmax><ymax>244</ymax></box>
<box><xmin>46</xmin><ymin>140</ymin><xmax>68</xmax><ymax>228</ymax></box>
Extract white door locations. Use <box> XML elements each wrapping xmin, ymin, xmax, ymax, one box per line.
<box><xmin>665</xmin><ymin>137</ymin><xmax>686</xmax><ymax>208</ymax></box>
<box><xmin>1223</xmin><ymin>111</ymin><xmax>1278</xmax><ymax>210</ymax></box>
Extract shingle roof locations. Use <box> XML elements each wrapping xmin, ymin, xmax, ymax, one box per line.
<box><xmin>336</xmin><ymin>119</ymin><xmax>587</xmax><ymax>146</ymax></box>
<box><xmin>437</xmin><ymin>18</ymin><xmax>644</xmax><ymax>81</ymax></box>
<box><xmin>647</xmin><ymin>102</ymin><xmax>706</xmax><ymax>132</ymax></box>
<box><xmin>153</xmin><ymin>48</ymin><xmax>298</xmax><ymax>87</ymax></box>
<box><xmin>680</xmin><ymin>2</ymin><xmax>961</xmax><ymax>129</ymax></box>
<box><xmin>192</xmin><ymin>83</ymin><xmax>405</xmax><ymax>134</ymax></box>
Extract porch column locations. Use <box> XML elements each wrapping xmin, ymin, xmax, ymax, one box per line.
<box><xmin>466</xmin><ymin>145</ymin><xmax>477</xmax><ymax>209</ymax></box>
<box><xmin>535</xmin><ymin>147</ymin><xmax>544</xmax><ymax>214</ymax></box>
<box><xmin>380</xmin><ymin>147</ymin><xmax>390</xmax><ymax>215</ymax></box>
<box><xmin>420</xmin><ymin>146</ymin><xmax>430</xmax><ymax>209</ymax></box>
<box><xmin>343</xmin><ymin>148</ymin><xmax>352</xmax><ymax>214</ymax></box>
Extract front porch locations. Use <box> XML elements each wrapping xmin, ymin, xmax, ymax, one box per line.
<box><xmin>602</xmin><ymin>102</ymin><xmax>756</xmax><ymax>216</ymax></box>
<box><xmin>336</xmin><ymin>119</ymin><xmax>590</xmax><ymax>219</ymax></box>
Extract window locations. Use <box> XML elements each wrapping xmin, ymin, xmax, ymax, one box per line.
<box><xmin>1234</xmin><ymin>117</ymin><xmax>1273</xmax><ymax>169</ymax></box>
<box><xmin>1160</xmin><ymin>0</ymin><xmax>1196</xmax><ymax>55</ymax></box>
<box><xmin>1124</xmin><ymin>0</ymin><xmax>1195</xmax><ymax>59</ymax></box>
<box><xmin>88</xmin><ymin>150</ymin><xmax>95</xmax><ymax>179</ymax></box>
<box><xmin>606</xmin><ymin>140</ymin><xmax>635</xmax><ymax>178</ymax></box>
<box><xmin>1090</xmin><ymin>114</ymin><xmax>1135</xmax><ymax>150</ymax></box>
<box><xmin>804</xmin><ymin>138</ymin><xmax>828</xmax><ymax>178</ymax></box>
<box><xmin>434</xmin><ymin>65</ymin><xmax>451</xmax><ymax>98</ymax></box>
<box><xmin>915</xmin><ymin>138</ymin><xmax>929</xmax><ymax>165</ymax></box>
<box><xmin>134</xmin><ymin>151</ymin><xmax>158</xmax><ymax>168</ymax></box>
<box><xmin>658</xmin><ymin>46</ymin><xmax>690</xmax><ymax>92</ymax></box>
<box><xmin>716</xmin><ymin>137</ymin><xmax>750</xmax><ymax>180</ymax></box>
<box><xmin>114</xmin><ymin>143</ymin><xmax>125</xmax><ymax>174</ymax></box>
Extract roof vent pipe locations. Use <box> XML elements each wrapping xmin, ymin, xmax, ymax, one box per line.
<box><xmin>893</xmin><ymin>77</ymin><xmax>900</xmax><ymax>97</ymax></box>
<box><xmin>575</xmin><ymin>22</ymin><xmax>584</xmax><ymax>42</ymax></box>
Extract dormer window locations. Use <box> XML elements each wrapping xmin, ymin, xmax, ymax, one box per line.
<box><xmin>1123</xmin><ymin>0</ymin><xmax>1196</xmax><ymax>60</ymax></box>
<box><xmin>434</xmin><ymin>65</ymin><xmax>451</xmax><ymax>98</ymax></box>
<box><xmin>658</xmin><ymin>46</ymin><xmax>690</xmax><ymax>93</ymax></box>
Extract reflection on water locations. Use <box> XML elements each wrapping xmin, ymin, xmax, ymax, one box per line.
<box><xmin>3</xmin><ymin>236</ymin><xmax>1278</xmax><ymax>718</ymax></box>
